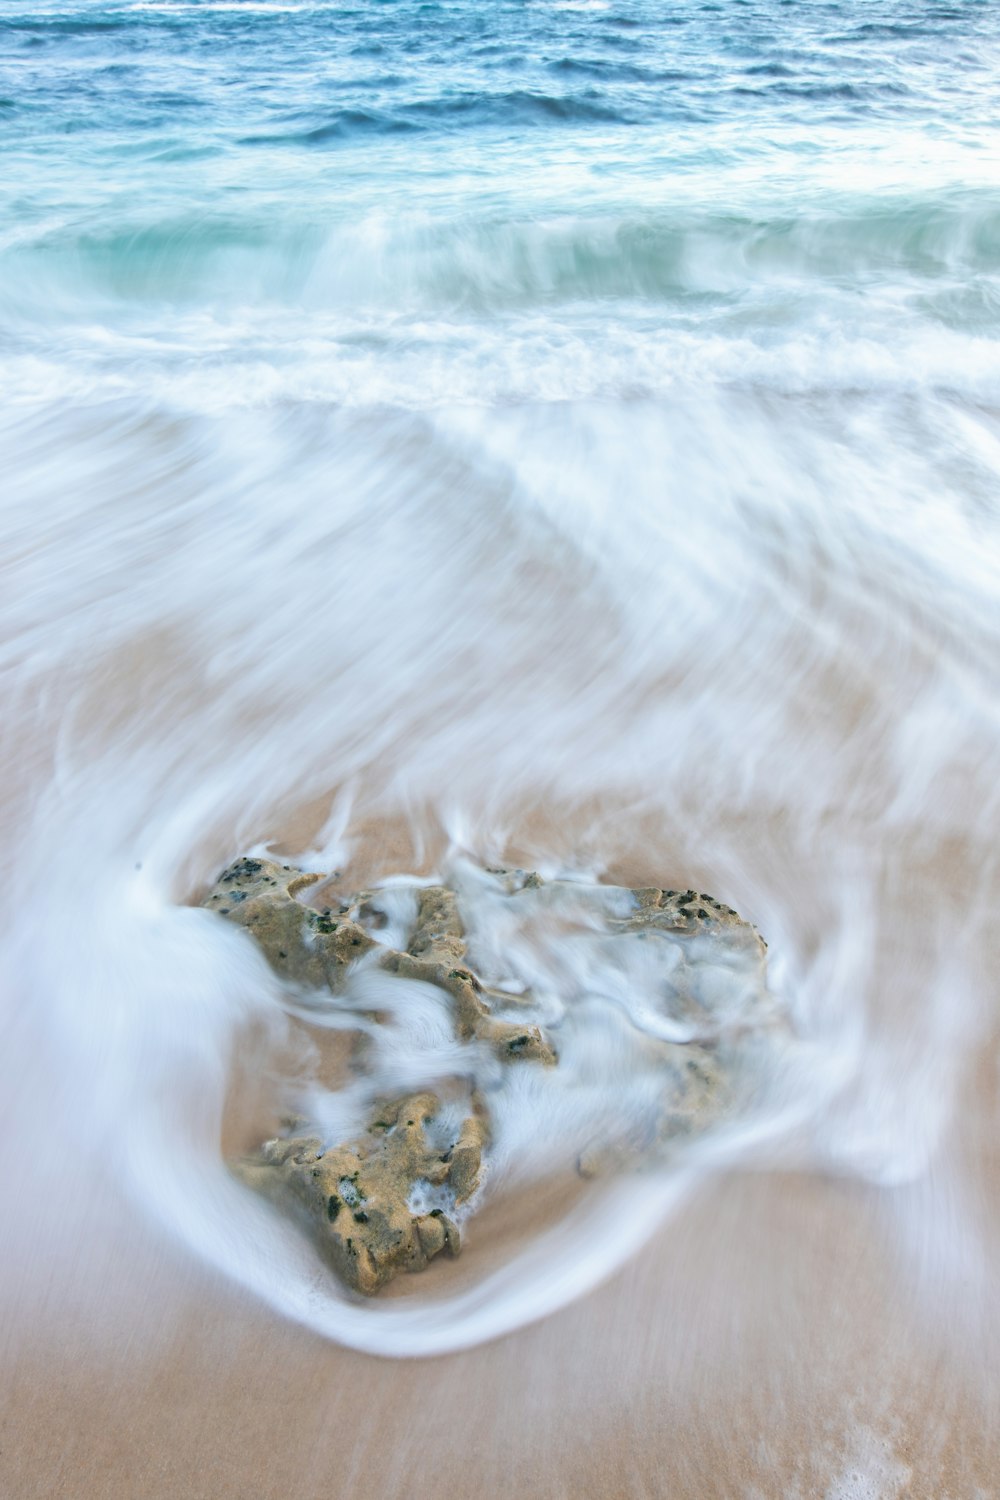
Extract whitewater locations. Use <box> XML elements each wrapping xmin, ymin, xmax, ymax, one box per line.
<box><xmin>2</xmin><ymin>1</ymin><xmax>1000</xmax><ymax>1494</ymax></box>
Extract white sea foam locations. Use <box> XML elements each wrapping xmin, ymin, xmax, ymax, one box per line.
<box><xmin>1</xmin><ymin>352</ymin><xmax>998</xmax><ymax>1356</ymax></box>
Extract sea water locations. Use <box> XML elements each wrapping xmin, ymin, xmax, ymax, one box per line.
<box><xmin>2</xmin><ymin>0</ymin><xmax>1000</xmax><ymax>1399</ymax></box>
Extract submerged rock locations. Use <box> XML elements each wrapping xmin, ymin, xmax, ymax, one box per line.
<box><xmin>205</xmin><ymin>856</ymin><xmax>779</xmax><ymax>1295</ymax></box>
<box><xmin>577</xmin><ymin>1044</ymin><xmax>724</xmax><ymax>1179</ymax></box>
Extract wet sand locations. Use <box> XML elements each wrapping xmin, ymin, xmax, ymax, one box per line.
<box><xmin>4</xmin><ymin>1163</ymin><xmax>999</xmax><ymax>1499</ymax></box>
<box><xmin>3</xmin><ymin>819</ymin><xmax>999</xmax><ymax>1498</ymax></box>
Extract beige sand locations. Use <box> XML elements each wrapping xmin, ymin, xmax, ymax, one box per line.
<box><xmin>3</xmin><ymin>818</ymin><xmax>999</xmax><ymax>1499</ymax></box>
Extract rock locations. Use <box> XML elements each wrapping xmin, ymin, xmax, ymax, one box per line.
<box><xmin>447</xmin><ymin>1111</ymin><xmax>487</xmax><ymax>1203</ymax></box>
<box><xmin>238</xmin><ymin>1091</ymin><xmax>468</xmax><ymax>1295</ymax></box>
<box><xmin>205</xmin><ymin>856</ymin><xmax>778</xmax><ymax>1295</ymax></box>
<box><xmin>208</xmin><ymin>855</ymin><xmax>558</xmax><ymax>1066</ymax></box>
<box><xmin>204</xmin><ymin>856</ymin><xmax>377</xmax><ymax>991</ymax></box>
<box><xmin>611</xmin><ymin>885</ymin><xmax>766</xmax><ymax>966</ymax></box>
<box><xmin>578</xmin><ymin>1045</ymin><xmax>725</xmax><ymax>1178</ymax></box>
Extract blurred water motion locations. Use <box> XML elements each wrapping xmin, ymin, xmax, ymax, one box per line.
<box><xmin>2</xmin><ymin>1</ymin><xmax>1000</xmax><ymax>1492</ymax></box>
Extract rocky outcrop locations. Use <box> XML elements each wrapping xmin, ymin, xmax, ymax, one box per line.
<box><xmin>239</xmin><ymin>1091</ymin><xmax>486</xmax><ymax>1294</ymax></box>
<box><xmin>206</xmin><ymin>857</ymin><xmax>556</xmax><ymax>1065</ymax></box>
<box><xmin>205</xmin><ymin>857</ymin><xmax>777</xmax><ymax>1295</ymax></box>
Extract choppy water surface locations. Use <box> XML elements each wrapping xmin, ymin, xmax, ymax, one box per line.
<box><xmin>2</xmin><ymin>0</ymin><xmax>1000</xmax><ymax>1484</ymax></box>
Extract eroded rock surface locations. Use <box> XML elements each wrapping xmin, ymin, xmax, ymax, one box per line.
<box><xmin>239</xmin><ymin>1091</ymin><xmax>486</xmax><ymax>1294</ymax></box>
<box><xmin>205</xmin><ymin>857</ymin><xmax>779</xmax><ymax>1295</ymax></box>
<box><xmin>206</xmin><ymin>856</ymin><xmax>556</xmax><ymax>1065</ymax></box>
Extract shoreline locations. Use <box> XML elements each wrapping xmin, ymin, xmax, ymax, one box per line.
<box><xmin>3</xmin><ymin>824</ymin><xmax>999</xmax><ymax>1497</ymax></box>
<box><xmin>4</xmin><ymin>1162</ymin><xmax>997</xmax><ymax>1498</ymax></box>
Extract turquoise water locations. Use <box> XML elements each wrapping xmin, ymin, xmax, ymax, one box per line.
<box><xmin>2</xmin><ymin>1</ymin><xmax>1000</xmax><ymax>1409</ymax></box>
<box><xmin>2</xmin><ymin>1</ymin><xmax>1000</xmax><ymax>408</ymax></box>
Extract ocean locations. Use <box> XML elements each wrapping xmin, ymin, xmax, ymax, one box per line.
<box><xmin>2</xmin><ymin>2</ymin><xmax>1000</xmax><ymax>1494</ymax></box>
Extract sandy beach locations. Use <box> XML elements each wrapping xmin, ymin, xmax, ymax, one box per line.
<box><xmin>4</xmin><ymin>815</ymin><xmax>1000</xmax><ymax>1498</ymax></box>
<box><xmin>5</xmin><ymin>1160</ymin><xmax>999</xmax><ymax>1498</ymax></box>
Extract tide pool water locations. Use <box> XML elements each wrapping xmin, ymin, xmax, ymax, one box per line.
<box><xmin>2</xmin><ymin>0</ymin><xmax>1000</xmax><ymax>1433</ymax></box>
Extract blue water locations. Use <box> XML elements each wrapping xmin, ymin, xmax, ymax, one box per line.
<box><xmin>3</xmin><ymin>7</ymin><xmax>1000</xmax><ymax>1464</ymax></box>
<box><xmin>2</xmin><ymin>0</ymin><xmax>1000</xmax><ymax>409</ymax></box>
